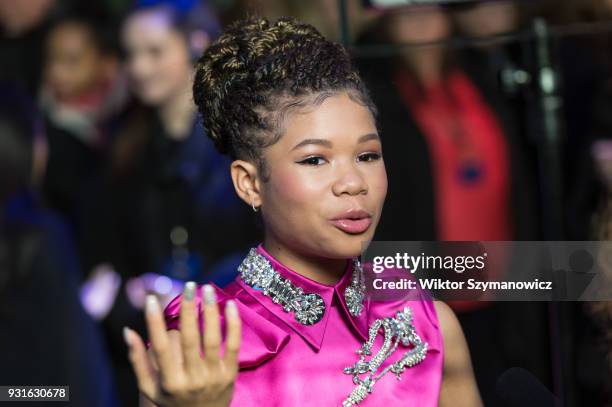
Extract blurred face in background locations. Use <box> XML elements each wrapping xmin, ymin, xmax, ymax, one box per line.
<box><xmin>0</xmin><ymin>0</ymin><xmax>54</xmax><ymax>36</ymax></box>
<box><xmin>387</xmin><ymin>5</ymin><xmax>450</xmax><ymax>46</ymax></box>
<box><xmin>122</xmin><ymin>8</ymin><xmax>193</xmax><ymax>107</ymax></box>
<box><xmin>452</xmin><ymin>1</ymin><xmax>518</xmax><ymax>38</ymax></box>
<box><xmin>386</xmin><ymin>6</ymin><xmax>451</xmax><ymax>84</ymax></box>
<box><xmin>44</xmin><ymin>22</ymin><xmax>104</xmax><ymax>100</ymax></box>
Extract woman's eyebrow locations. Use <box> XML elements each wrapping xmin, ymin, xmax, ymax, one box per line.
<box><xmin>358</xmin><ymin>133</ymin><xmax>380</xmax><ymax>143</ymax></box>
<box><xmin>291</xmin><ymin>138</ymin><xmax>332</xmax><ymax>151</ymax></box>
<box><xmin>291</xmin><ymin>133</ymin><xmax>380</xmax><ymax>151</ymax></box>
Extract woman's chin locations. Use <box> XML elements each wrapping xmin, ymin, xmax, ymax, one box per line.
<box><xmin>319</xmin><ymin>236</ymin><xmax>372</xmax><ymax>259</ymax></box>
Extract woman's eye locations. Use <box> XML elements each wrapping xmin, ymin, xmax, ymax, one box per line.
<box><xmin>358</xmin><ymin>152</ymin><xmax>381</xmax><ymax>162</ymax></box>
<box><xmin>297</xmin><ymin>156</ymin><xmax>326</xmax><ymax>166</ymax></box>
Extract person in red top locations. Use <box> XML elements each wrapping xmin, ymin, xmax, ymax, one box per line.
<box><xmin>355</xmin><ymin>5</ymin><xmax>546</xmax><ymax>407</ymax></box>
<box><xmin>396</xmin><ymin>68</ymin><xmax>512</xmax><ymax>242</ymax></box>
<box><xmin>363</xmin><ymin>5</ymin><xmax>518</xmax><ymax>310</ymax></box>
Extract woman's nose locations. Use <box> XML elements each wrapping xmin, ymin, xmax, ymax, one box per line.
<box><xmin>331</xmin><ymin>163</ymin><xmax>368</xmax><ymax>196</ymax></box>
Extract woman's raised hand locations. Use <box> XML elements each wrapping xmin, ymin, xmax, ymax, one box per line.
<box><xmin>123</xmin><ymin>283</ymin><xmax>241</xmax><ymax>407</ymax></box>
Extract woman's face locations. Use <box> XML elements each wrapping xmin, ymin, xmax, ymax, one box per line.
<box><xmin>122</xmin><ymin>9</ymin><xmax>192</xmax><ymax>106</ymax></box>
<box><xmin>259</xmin><ymin>92</ymin><xmax>387</xmax><ymax>260</ymax></box>
<box><xmin>452</xmin><ymin>1</ymin><xmax>518</xmax><ymax>37</ymax></box>
<box><xmin>45</xmin><ymin>22</ymin><xmax>103</xmax><ymax>100</ymax></box>
<box><xmin>388</xmin><ymin>6</ymin><xmax>450</xmax><ymax>45</ymax></box>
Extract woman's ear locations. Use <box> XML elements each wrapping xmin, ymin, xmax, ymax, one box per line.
<box><xmin>230</xmin><ymin>160</ymin><xmax>261</xmax><ymax>209</ymax></box>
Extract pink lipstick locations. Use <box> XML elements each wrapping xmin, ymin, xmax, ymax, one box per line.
<box><xmin>330</xmin><ymin>209</ymin><xmax>372</xmax><ymax>235</ymax></box>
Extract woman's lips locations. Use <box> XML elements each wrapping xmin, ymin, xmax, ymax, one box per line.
<box><xmin>330</xmin><ymin>217</ymin><xmax>372</xmax><ymax>234</ymax></box>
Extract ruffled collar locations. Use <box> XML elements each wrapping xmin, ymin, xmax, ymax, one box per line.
<box><xmin>235</xmin><ymin>244</ymin><xmax>370</xmax><ymax>351</ymax></box>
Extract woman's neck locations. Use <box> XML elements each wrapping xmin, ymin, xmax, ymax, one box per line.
<box><xmin>404</xmin><ymin>48</ymin><xmax>445</xmax><ymax>88</ymax></box>
<box><xmin>263</xmin><ymin>236</ymin><xmax>348</xmax><ymax>286</ymax></box>
<box><xmin>157</xmin><ymin>74</ymin><xmax>196</xmax><ymax>141</ymax></box>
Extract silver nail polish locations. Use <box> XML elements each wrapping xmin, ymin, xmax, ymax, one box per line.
<box><xmin>123</xmin><ymin>327</ymin><xmax>132</xmax><ymax>346</ymax></box>
<box><xmin>225</xmin><ymin>300</ymin><xmax>238</xmax><ymax>317</ymax></box>
<box><xmin>184</xmin><ymin>281</ymin><xmax>196</xmax><ymax>301</ymax></box>
<box><xmin>203</xmin><ymin>284</ymin><xmax>216</xmax><ymax>305</ymax></box>
<box><xmin>146</xmin><ymin>295</ymin><xmax>160</xmax><ymax>314</ymax></box>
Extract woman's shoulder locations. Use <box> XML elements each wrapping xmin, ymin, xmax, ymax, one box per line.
<box><xmin>431</xmin><ymin>300</ymin><xmax>464</xmax><ymax>351</ymax></box>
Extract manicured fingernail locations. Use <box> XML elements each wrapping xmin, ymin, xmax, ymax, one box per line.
<box><xmin>146</xmin><ymin>295</ymin><xmax>159</xmax><ymax>314</ymax></box>
<box><xmin>225</xmin><ymin>300</ymin><xmax>238</xmax><ymax>317</ymax></box>
<box><xmin>184</xmin><ymin>281</ymin><xmax>196</xmax><ymax>301</ymax></box>
<box><xmin>123</xmin><ymin>327</ymin><xmax>132</xmax><ymax>346</ymax></box>
<box><xmin>203</xmin><ymin>284</ymin><xmax>216</xmax><ymax>305</ymax></box>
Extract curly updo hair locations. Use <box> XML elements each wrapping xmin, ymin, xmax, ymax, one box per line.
<box><xmin>193</xmin><ymin>16</ymin><xmax>376</xmax><ymax>179</ymax></box>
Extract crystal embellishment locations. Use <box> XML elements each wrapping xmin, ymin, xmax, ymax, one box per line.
<box><xmin>342</xmin><ymin>307</ymin><xmax>428</xmax><ymax>406</ymax></box>
<box><xmin>344</xmin><ymin>258</ymin><xmax>366</xmax><ymax>317</ymax></box>
<box><xmin>237</xmin><ymin>248</ymin><xmax>366</xmax><ymax>325</ymax></box>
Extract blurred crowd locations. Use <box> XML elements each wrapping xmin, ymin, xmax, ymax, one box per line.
<box><xmin>0</xmin><ymin>0</ymin><xmax>611</xmax><ymax>406</ymax></box>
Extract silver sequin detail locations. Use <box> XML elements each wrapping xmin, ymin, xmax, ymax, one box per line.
<box><xmin>344</xmin><ymin>258</ymin><xmax>366</xmax><ymax>317</ymax></box>
<box><xmin>342</xmin><ymin>307</ymin><xmax>428</xmax><ymax>406</ymax></box>
<box><xmin>237</xmin><ymin>248</ymin><xmax>366</xmax><ymax>325</ymax></box>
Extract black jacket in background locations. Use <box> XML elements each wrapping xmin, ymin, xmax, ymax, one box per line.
<box><xmin>0</xmin><ymin>192</ymin><xmax>118</xmax><ymax>406</ymax></box>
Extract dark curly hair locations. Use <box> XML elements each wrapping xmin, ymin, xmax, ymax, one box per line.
<box><xmin>192</xmin><ymin>16</ymin><xmax>376</xmax><ymax>180</ymax></box>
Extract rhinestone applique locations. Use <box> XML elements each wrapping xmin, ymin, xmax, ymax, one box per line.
<box><xmin>342</xmin><ymin>307</ymin><xmax>428</xmax><ymax>406</ymax></box>
<box><xmin>237</xmin><ymin>248</ymin><xmax>366</xmax><ymax>325</ymax></box>
<box><xmin>345</xmin><ymin>258</ymin><xmax>366</xmax><ymax>317</ymax></box>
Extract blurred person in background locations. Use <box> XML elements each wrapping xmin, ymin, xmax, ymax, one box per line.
<box><xmin>356</xmin><ymin>5</ymin><xmax>547</xmax><ymax>406</ymax></box>
<box><xmin>359</xmin><ymin>3</ymin><xmax>540</xmax><ymax>244</ymax></box>
<box><xmin>523</xmin><ymin>2</ymin><xmax>612</xmax><ymax>403</ymax></box>
<box><xmin>78</xmin><ymin>1</ymin><xmax>261</xmax><ymax>404</ymax></box>
<box><xmin>575</xmin><ymin>91</ymin><xmax>612</xmax><ymax>406</ymax></box>
<box><xmin>0</xmin><ymin>0</ymin><xmax>63</xmax><ymax>95</ymax></box>
<box><xmin>588</xmin><ymin>137</ymin><xmax>612</xmax><ymax>407</ymax></box>
<box><xmin>528</xmin><ymin>0</ymin><xmax>612</xmax><ymax>240</ymax></box>
<box><xmin>219</xmin><ymin>0</ymin><xmax>380</xmax><ymax>43</ymax></box>
<box><xmin>0</xmin><ymin>83</ymin><xmax>118</xmax><ymax>406</ymax></box>
<box><xmin>451</xmin><ymin>0</ymin><xmax>519</xmax><ymax>40</ymax></box>
<box><xmin>456</xmin><ymin>3</ymin><xmax>612</xmax><ymax>404</ymax></box>
<box><xmin>281</xmin><ymin>0</ymin><xmax>378</xmax><ymax>41</ymax></box>
<box><xmin>40</xmin><ymin>13</ymin><xmax>128</xmax><ymax>231</ymax></box>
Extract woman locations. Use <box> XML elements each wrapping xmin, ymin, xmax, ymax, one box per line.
<box><xmin>0</xmin><ymin>84</ymin><xmax>119</xmax><ymax>406</ymax></box>
<box><xmin>356</xmin><ymin>7</ymin><xmax>548</xmax><ymax>405</ymax></box>
<box><xmin>80</xmin><ymin>3</ymin><xmax>259</xmax><ymax>406</ymax></box>
<box><xmin>356</xmin><ymin>5</ymin><xmax>539</xmax><ymax>244</ymax></box>
<box><xmin>123</xmin><ymin>17</ymin><xmax>483</xmax><ymax>406</ymax></box>
<box><xmin>40</xmin><ymin>13</ymin><xmax>127</xmax><ymax>230</ymax></box>
<box><xmin>84</xmin><ymin>0</ymin><xmax>257</xmax><ymax>288</ymax></box>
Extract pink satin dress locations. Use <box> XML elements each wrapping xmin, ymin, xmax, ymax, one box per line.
<box><xmin>163</xmin><ymin>244</ymin><xmax>444</xmax><ymax>406</ymax></box>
